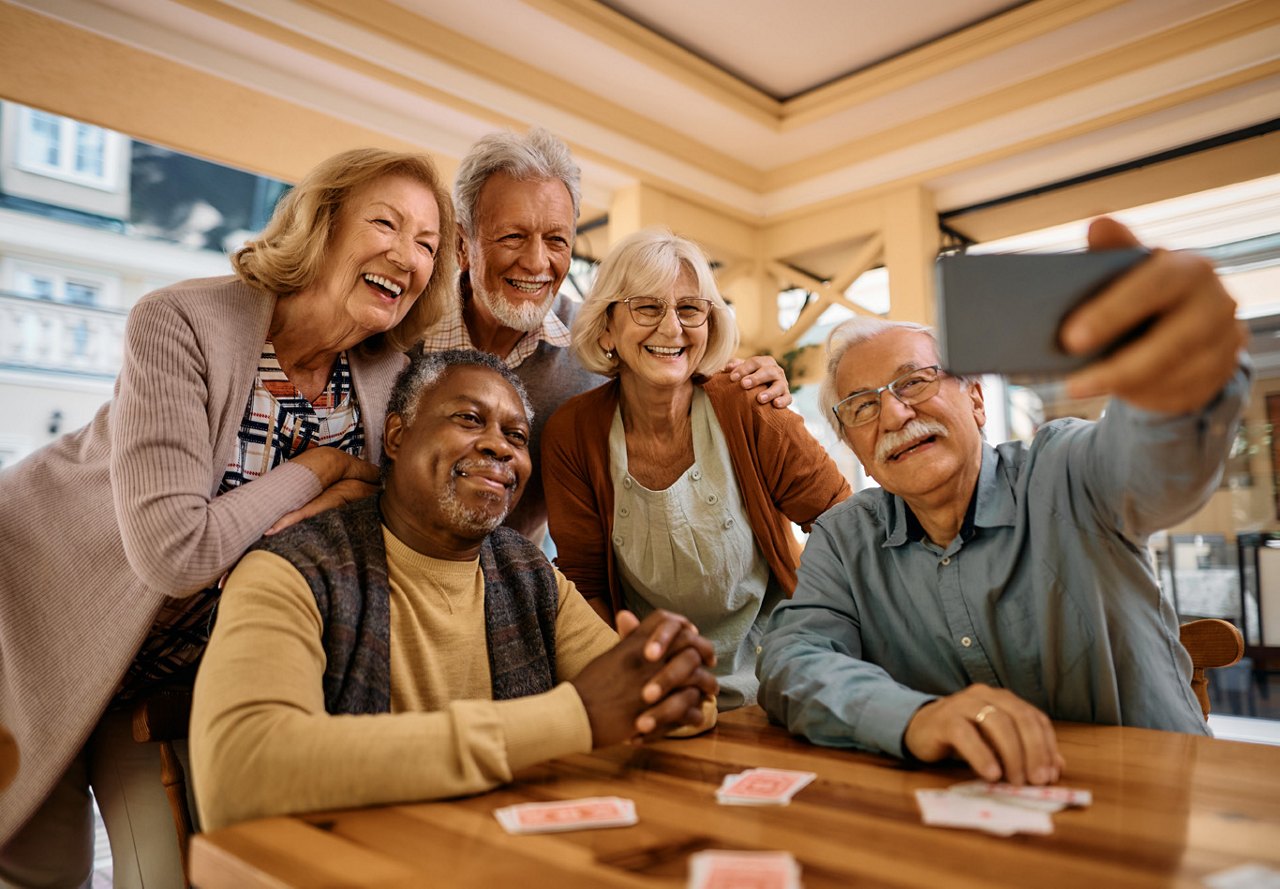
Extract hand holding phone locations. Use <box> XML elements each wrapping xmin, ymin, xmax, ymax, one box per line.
<box><xmin>935</xmin><ymin>248</ymin><xmax>1149</xmax><ymax>378</ymax></box>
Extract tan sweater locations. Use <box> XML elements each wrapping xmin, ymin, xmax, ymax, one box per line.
<box><xmin>191</xmin><ymin>526</ymin><xmax>617</xmax><ymax>830</ymax></box>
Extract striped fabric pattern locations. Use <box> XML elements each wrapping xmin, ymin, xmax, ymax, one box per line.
<box><xmin>116</xmin><ymin>344</ymin><xmax>364</xmax><ymax>700</ymax></box>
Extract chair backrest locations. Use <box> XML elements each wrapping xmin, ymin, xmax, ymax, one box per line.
<box><xmin>1179</xmin><ymin>618</ymin><xmax>1244</xmax><ymax>720</ymax></box>
<box><xmin>0</xmin><ymin>723</ymin><xmax>18</xmax><ymax>793</ymax></box>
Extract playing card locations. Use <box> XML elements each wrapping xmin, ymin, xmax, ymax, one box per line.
<box><xmin>915</xmin><ymin>788</ymin><xmax>1053</xmax><ymax>837</ymax></box>
<box><xmin>493</xmin><ymin>796</ymin><xmax>637</xmax><ymax>834</ymax></box>
<box><xmin>716</xmin><ymin>768</ymin><xmax>817</xmax><ymax>806</ymax></box>
<box><xmin>687</xmin><ymin>850</ymin><xmax>801</xmax><ymax>889</ymax></box>
<box><xmin>1203</xmin><ymin>863</ymin><xmax>1280</xmax><ymax>889</ymax></box>
<box><xmin>949</xmin><ymin>781</ymin><xmax>1092</xmax><ymax>813</ymax></box>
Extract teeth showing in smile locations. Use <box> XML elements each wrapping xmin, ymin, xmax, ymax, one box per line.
<box><xmin>507</xmin><ymin>279</ymin><xmax>549</xmax><ymax>294</ymax></box>
<box><xmin>364</xmin><ymin>273</ymin><xmax>402</xmax><ymax>296</ymax></box>
<box><xmin>646</xmin><ymin>346</ymin><xmax>684</xmax><ymax>356</ymax></box>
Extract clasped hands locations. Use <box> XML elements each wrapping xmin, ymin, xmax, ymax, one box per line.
<box><xmin>571</xmin><ymin>609</ymin><xmax>719</xmax><ymax>748</ymax></box>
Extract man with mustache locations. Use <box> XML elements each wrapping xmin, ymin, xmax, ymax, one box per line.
<box><xmin>419</xmin><ymin>128</ymin><xmax>792</xmax><ymax>540</ymax></box>
<box><xmin>757</xmin><ymin>218</ymin><xmax>1249</xmax><ymax>786</ymax></box>
<box><xmin>189</xmin><ymin>349</ymin><xmax>717</xmax><ymax>829</ymax></box>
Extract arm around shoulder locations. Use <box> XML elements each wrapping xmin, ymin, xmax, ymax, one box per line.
<box><xmin>110</xmin><ymin>293</ymin><xmax>323</xmax><ymax>593</ymax></box>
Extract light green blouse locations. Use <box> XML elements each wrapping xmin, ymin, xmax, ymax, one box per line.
<box><xmin>608</xmin><ymin>388</ymin><xmax>782</xmax><ymax>709</ymax></box>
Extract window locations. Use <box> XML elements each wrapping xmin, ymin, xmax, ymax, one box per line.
<box><xmin>16</xmin><ymin>107</ymin><xmax>121</xmax><ymax>190</ymax></box>
<box><xmin>13</xmin><ymin>268</ymin><xmax>104</xmax><ymax>307</ymax></box>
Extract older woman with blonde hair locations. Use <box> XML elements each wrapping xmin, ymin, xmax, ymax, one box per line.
<box><xmin>0</xmin><ymin>147</ymin><xmax>455</xmax><ymax>888</ymax></box>
<box><xmin>542</xmin><ymin>228</ymin><xmax>849</xmax><ymax>710</ymax></box>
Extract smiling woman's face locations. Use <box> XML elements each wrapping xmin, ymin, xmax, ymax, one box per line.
<box><xmin>601</xmin><ymin>266</ymin><xmax>708</xmax><ymax>393</ymax></box>
<box><xmin>309</xmin><ymin>174</ymin><xmax>441</xmax><ymax>339</ymax></box>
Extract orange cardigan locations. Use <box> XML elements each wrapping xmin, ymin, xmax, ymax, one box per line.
<box><xmin>541</xmin><ymin>375</ymin><xmax>851</xmax><ymax>623</ymax></box>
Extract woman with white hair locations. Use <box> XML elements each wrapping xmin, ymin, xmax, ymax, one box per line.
<box><xmin>542</xmin><ymin>228</ymin><xmax>849</xmax><ymax>710</ymax></box>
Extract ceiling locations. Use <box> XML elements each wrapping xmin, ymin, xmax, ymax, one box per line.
<box><xmin>5</xmin><ymin>0</ymin><xmax>1279</xmax><ymax>242</ymax></box>
<box><xmin>596</xmin><ymin>0</ymin><xmax>1024</xmax><ymax>99</ymax></box>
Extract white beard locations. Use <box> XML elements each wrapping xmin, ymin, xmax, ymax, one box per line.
<box><xmin>472</xmin><ymin>275</ymin><xmax>557</xmax><ymax>333</ymax></box>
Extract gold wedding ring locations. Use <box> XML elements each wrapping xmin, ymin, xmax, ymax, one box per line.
<box><xmin>973</xmin><ymin>704</ymin><xmax>998</xmax><ymax>726</ymax></box>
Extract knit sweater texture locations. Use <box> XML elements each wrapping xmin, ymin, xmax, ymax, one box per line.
<box><xmin>253</xmin><ymin>495</ymin><xmax>560</xmax><ymax>714</ymax></box>
<box><xmin>0</xmin><ymin>276</ymin><xmax>405</xmax><ymax>840</ymax></box>
<box><xmin>541</xmin><ymin>374</ymin><xmax>851</xmax><ymax>621</ymax></box>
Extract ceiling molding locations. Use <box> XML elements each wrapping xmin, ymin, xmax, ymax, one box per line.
<box><xmin>779</xmin><ymin>0</ymin><xmax>1128</xmax><ymax>129</ymax></box>
<box><xmin>765</xmin><ymin>2</ymin><xmax>1280</xmax><ymax>190</ymax></box>
<box><xmin>523</xmin><ymin>0</ymin><xmax>782</xmax><ymax>125</ymax></box>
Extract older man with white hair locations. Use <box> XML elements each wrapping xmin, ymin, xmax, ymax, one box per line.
<box><xmin>757</xmin><ymin>218</ymin><xmax>1249</xmax><ymax>786</ymax></box>
<box><xmin>419</xmin><ymin>128</ymin><xmax>792</xmax><ymax>538</ymax></box>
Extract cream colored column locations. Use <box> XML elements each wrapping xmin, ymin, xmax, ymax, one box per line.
<box><xmin>881</xmin><ymin>184</ymin><xmax>940</xmax><ymax>325</ymax></box>
<box><xmin>719</xmin><ymin>260</ymin><xmax>780</xmax><ymax>357</ymax></box>
<box><xmin>606</xmin><ymin>183</ymin><xmax>669</xmax><ymax>248</ymax></box>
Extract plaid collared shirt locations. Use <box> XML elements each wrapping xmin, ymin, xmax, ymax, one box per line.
<box><xmin>116</xmin><ymin>343</ymin><xmax>364</xmax><ymax>701</ymax></box>
<box><xmin>418</xmin><ymin>293</ymin><xmax>571</xmax><ymax>369</ymax></box>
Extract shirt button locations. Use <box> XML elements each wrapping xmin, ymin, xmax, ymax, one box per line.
<box><xmin>619</xmin><ymin>506</ymin><xmax>629</xmax><ymax>517</ymax></box>
<box><xmin>756</xmin><ymin>645</ymin><xmax>763</xmax><ymax>655</ymax></box>
<box><xmin>961</xmin><ymin>636</ymin><xmax>972</xmax><ymax>648</ymax></box>
<box><xmin>707</xmin><ymin>493</ymin><xmax>719</xmax><ymax>504</ymax></box>
<box><xmin>612</xmin><ymin>535</ymin><xmax>623</xmax><ymax>546</ymax></box>
<box><xmin>623</xmin><ymin>477</ymin><xmax>633</xmax><ymax>489</ymax></box>
<box><xmin>940</xmin><ymin>557</ymin><xmax>951</xmax><ymax>566</ymax></box>
<box><xmin>723</xmin><ymin>517</ymin><xmax>734</xmax><ymax>529</ymax></box>
<box><xmin>691</xmin><ymin>469</ymin><xmax>702</xmax><ymax>480</ymax></box>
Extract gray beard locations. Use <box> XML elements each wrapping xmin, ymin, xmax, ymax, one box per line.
<box><xmin>473</xmin><ymin>276</ymin><xmax>557</xmax><ymax>333</ymax></box>
<box><xmin>439</xmin><ymin>477</ymin><xmax>509</xmax><ymax>537</ymax></box>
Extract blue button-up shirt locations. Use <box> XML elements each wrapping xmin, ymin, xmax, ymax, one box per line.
<box><xmin>757</xmin><ymin>365</ymin><xmax>1250</xmax><ymax>757</ymax></box>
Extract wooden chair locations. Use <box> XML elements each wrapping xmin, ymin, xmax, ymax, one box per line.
<box><xmin>0</xmin><ymin>722</ymin><xmax>18</xmax><ymax>793</ymax></box>
<box><xmin>1179</xmin><ymin>618</ymin><xmax>1244</xmax><ymax>720</ymax></box>
<box><xmin>132</xmin><ymin>688</ymin><xmax>195</xmax><ymax>889</ymax></box>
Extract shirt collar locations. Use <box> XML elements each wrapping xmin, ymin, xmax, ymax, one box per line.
<box><xmin>883</xmin><ymin>441</ymin><xmax>1014</xmax><ymax>548</ymax></box>
<box><xmin>419</xmin><ymin>286</ymin><xmax>571</xmax><ymax>369</ymax></box>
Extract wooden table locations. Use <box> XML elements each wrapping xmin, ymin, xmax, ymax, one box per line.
<box><xmin>190</xmin><ymin>707</ymin><xmax>1280</xmax><ymax>888</ymax></box>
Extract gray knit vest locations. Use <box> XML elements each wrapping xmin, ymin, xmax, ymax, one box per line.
<box><xmin>251</xmin><ymin>495</ymin><xmax>559</xmax><ymax>714</ymax></box>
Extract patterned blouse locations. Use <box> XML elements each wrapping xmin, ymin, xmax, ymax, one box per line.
<box><xmin>117</xmin><ymin>343</ymin><xmax>364</xmax><ymax>700</ymax></box>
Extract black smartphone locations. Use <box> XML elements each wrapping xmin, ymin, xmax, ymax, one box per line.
<box><xmin>935</xmin><ymin>248</ymin><xmax>1150</xmax><ymax>377</ymax></box>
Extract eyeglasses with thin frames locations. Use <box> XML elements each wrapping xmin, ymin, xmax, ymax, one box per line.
<box><xmin>831</xmin><ymin>365</ymin><xmax>943</xmax><ymax>428</ymax></box>
<box><xmin>617</xmin><ymin>296</ymin><xmax>712</xmax><ymax>328</ymax></box>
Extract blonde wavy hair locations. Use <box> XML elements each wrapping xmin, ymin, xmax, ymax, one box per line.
<box><xmin>571</xmin><ymin>228</ymin><xmax>738</xmax><ymax>378</ymax></box>
<box><xmin>232</xmin><ymin>147</ymin><xmax>457</xmax><ymax>353</ymax></box>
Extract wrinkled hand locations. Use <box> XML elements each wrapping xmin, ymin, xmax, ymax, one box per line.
<box><xmin>1060</xmin><ymin>217</ymin><xmax>1244</xmax><ymax>414</ymax></box>
<box><xmin>290</xmin><ymin>447</ymin><xmax>380</xmax><ymax>489</ymax></box>
<box><xmin>724</xmin><ymin>355</ymin><xmax>792</xmax><ymax>409</ymax></box>
<box><xmin>267</xmin><ymin>479</ymin><xmax>379</xmax><ymax>535</ymax></box>
<box><xmin>903</xmin><ymin>685</ymin><xmax>1064</xmax><ymax>786</ymax></box>
<box><xmin>572</xmin><ymin>609</ymin><xmax>718</xmax><ymax>747</ymax></box>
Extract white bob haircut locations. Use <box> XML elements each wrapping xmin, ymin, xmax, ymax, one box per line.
<box><xmin>571</xmin><ymin>228</ymin><xmax>739</xmax><ymax>378</ymax></box>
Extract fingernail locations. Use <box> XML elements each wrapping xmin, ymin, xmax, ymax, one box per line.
<box><xmin>729</xmin><ymin>372</ymin><xmax>740</xmax><ymax>381</ymax></box>
<box><xmin>1034</xmin><ymin>768</ymin><xmax>1048</xmax><ymax>784</ymax></box>
<box><xmin>646</xmin><ymin>642</ymin><xmax>662</xmax><ymax>660</ymax></box>
<box><xmin>643</xmin><ymin>682</ymin><xmax>660</xmax><ymax>703</ymax></box>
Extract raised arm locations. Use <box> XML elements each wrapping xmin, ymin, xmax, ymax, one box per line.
<box><xmin>1055</xmin><ymin>219</ymin><xmax>1250</xmax><ymax>540</ymax></box>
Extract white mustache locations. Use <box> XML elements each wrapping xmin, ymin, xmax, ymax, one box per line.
<box><xmin>876</xmin><ymin>418</ymin><xmax>948</xmax><ymax>463</ymax></box>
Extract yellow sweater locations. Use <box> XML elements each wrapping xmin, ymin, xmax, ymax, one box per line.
<box><xmin>191</xmin><ymin>526</ymin><xmax>617</xmax><ymax>830</ymax></box>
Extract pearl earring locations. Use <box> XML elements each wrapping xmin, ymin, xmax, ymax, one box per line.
<box><xmin>604</xmin><ymin>348</ymin><xmax>614</xmax><ymax>360</ymax></box>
